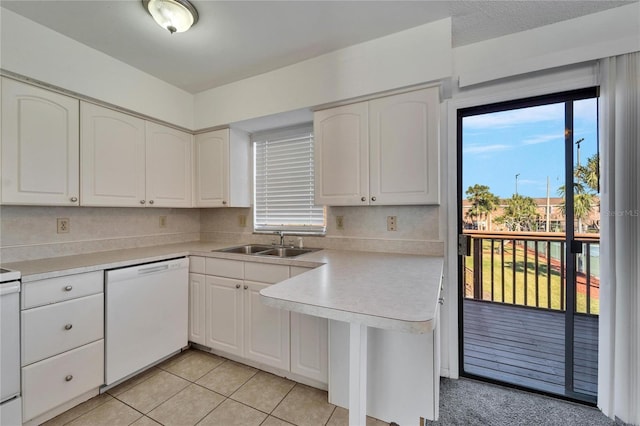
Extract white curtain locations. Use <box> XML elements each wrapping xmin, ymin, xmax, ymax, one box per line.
<box><xmin>598</xmin><ymin>52</ymin><xmax>640</xmax><ymax>425</ymax></box>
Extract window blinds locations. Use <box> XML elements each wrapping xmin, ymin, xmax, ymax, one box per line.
<box><xmin>253</xmin><ymin>127</ymin><xmax>326</xmax><ymax>233</ymax></box>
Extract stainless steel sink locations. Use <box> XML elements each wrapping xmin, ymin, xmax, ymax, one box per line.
<box><xmin>259</xmin><ymin>247</ymin><xmax>317</xmax><ymax>258</ymax></box>
<box><xmin>215</xmin><ymin>244</ymin><xmax>273</xmax><ymax>255</ymax></box>
<box><xmin>215</xmin><ymin>244</ymin><xmax>318</xmax><ymax>258</ymax></box>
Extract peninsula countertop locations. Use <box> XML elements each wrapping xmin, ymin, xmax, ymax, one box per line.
<box><xmin>260</xmin><ymin>249</ymin><xmax>444</xmax><ymax>333</ymax></box>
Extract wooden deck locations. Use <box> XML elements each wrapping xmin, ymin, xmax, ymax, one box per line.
<box><xmin>463</xmin><ymin>299</ymin><xmax>598</xmax><ymax>399</ymax></box>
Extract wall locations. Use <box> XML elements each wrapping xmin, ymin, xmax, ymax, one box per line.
<box><xmin>453</xmin><ymin>2</ymin><xmax>640</xmax><ymax>87</ymax></box>
<box><xmin>0</xmin><ymin>206</ymin><xmax>200</xmax><ymax>263</ymax></box>
<box><xmin>194</xmin><ymin>19</ymin><xmax>452</xmax><ymax>129</ymax></box>
<box><xmin>0</xmin><ymin>8</ymin><xmax>194</xmax><ymax>130</ymax></box>
<box><xmin>200</xmin><ymin>206</ymin><xmax>444</xmax><ymax>256</ymax></box>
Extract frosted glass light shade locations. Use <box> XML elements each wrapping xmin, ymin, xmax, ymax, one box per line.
<box><xmin>143</xmin><ymin>0</ymin><xmax>198</xmax><ymax>34</ymax></box>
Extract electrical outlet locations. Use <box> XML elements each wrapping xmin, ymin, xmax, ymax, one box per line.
<box><xmin>238</xmin><ymin>214</ymin><xmax>247</xmax><ymax>227</ymax></box>
<box><xmin>159</xmin><ymin>215</ymin><xmax>167</xmax><ymax>228</ymax></box>
<box><xmin>336</xmin><ymin>215</ymin><xmax>344</xmax><ymax>230</ymax></box>
<box><xmin>387</xmin><ymin>216</ymin><xmax>397</xmax><ymax>231</ymax></box>
<box><xmin>57</xmin><ymin>218</ymin><xmax>70</xmax><ymax>234</ymax></box>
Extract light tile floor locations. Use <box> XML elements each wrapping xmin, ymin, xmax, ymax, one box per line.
<box><xmin>43</xmin><ymin>349</ymin><xmax>388</xmax><ymax>426</ymax></box>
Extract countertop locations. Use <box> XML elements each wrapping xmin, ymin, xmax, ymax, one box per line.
<box><xmin>260</xmin><ymin>250</ymin><xmax>443</xmax><ymax>333</ymax></box>
<box><xmin>3</xmin><ymin>241</ymin><xmax>444</xmax><ymax>333</ymax></box>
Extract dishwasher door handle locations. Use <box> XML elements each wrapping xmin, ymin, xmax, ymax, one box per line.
<box><xmin>138</xmin><ymin>265</ymin><xmax>169</xmax><ymax>275</ymax></box>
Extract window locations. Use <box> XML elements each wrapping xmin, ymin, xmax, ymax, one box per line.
<box><xmin>253</xmin><ymin>125</ymin><xmax>326</xmax><ymax>234</ymax></box>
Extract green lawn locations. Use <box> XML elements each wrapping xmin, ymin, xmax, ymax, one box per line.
<box><xmin>464</xmin><ymin>240</ymin><xmax>599</xmax><ymax>315</ymax></box>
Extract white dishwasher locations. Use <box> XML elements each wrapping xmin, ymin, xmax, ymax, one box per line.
<box><xmin>105</xmin><ymin>258</ymin><xmax>188</xmax><ymax>385</ymax></box>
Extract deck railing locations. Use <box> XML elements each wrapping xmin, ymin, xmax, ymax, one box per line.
<box><xmin>463</xmin><ymin>230</ymin><xmax>600</xmax><ymax>315</ymax></box>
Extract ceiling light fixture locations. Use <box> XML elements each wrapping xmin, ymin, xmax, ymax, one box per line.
<box><xmin>142</xmin><ymin>0</ymin><xmax>199</xmax><ymax>34</ymax></box>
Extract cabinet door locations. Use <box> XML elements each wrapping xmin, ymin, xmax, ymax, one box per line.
<box><xmin>369</xmin><ymin>87</ymin><xmax>440</xmax><ymax>205</ymax></box>
<box><xmin>80</xmin><ymin>102</ymin><xmax>146</xmax><ymax>207</ymax></box>
<box><xmin>194</xmin><ymin>129</ymin><xmax>228</xmax><ymax>207</ymax></box>
<box><xmin>243</xmin><ymin>280</ymin><xmax>290</xmax><ymax>370</ymax></box>
<box><xmin>291</xmin><ymin>313</ymin><xmax>328</xmax><ymax>383</ymax></box>
<box><xmin>1</xmin><ymin>78</ymin><xmax>79</xmax><ymax>205</ymax></box>
<box><xmin>314</xmin><ymin>102</ymin><xmax>369</xmax><ymax>206</ymax></box>
<box><xmin>289</xmin><ymin>266</ymin><xmax>328</xmax><ymax>383</ymax></box>
<box><xmin>189</xmin><ymin>273</ymin><xmax>206</xmax><ymax>346</ymax></box>
<box><xmin>205</xmin><ymin>275</ymin><xmax>243</xmax><ymax>356</ymax></box>
<box><xmin>146</xmin><ymin>122</ymin><xmax>192</xmax><ymax>207</ymax></box>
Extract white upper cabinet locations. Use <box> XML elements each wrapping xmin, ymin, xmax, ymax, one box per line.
<box><xmin>314</xmin><ymin>87</ymin><xmax>440</xmax><ymax>206</ymax></box>
<box><xmin>1</xmin><ymin>78</ymin><xmax>80</xmax><ymax>206</ymax></box>
<box><xmin>146</xmin><ymin>122</ymin><xmax>192</xmax><ymax>207</ymax></box>
<box><xmin>81</xmin><ymin>102</ymin><xmax>192</xmax><ymax>208</ymax></box>
<box><xmin>80</xmin><ymin>102</ymin><xmax>146</xmax><ymax>207</ymax></box>
<box><xmin>193</xmin><ymin>128</ymin><xmax>250</xmax><ymax>208</ymax></box>
<box><xmin>314</xmin><ymin>102</ymin><xmax>369</xmax><ymax>206</ymax></box>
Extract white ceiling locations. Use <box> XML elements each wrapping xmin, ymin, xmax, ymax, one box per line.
<box><xmin>1</xmin><ymin>1</ymin><xmax>634</xmax><ymax>94</ymax></box>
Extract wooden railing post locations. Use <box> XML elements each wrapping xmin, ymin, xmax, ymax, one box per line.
<box><xmin>473</xmin><ymin>238</ymin><xmax>482</xmax><ymax>300</ymax></box>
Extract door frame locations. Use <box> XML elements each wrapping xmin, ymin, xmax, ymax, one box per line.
<box><xmin>454</xmin><ymin>87</ymin><xmax>599</xmax><ymax>402</ymax></box>
<box><xmin>442</xmin><ymin>64</ymin><xmax>599</xmax><ymax>381</ymax></box>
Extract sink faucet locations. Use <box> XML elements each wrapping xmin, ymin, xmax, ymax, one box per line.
<box><xmin>276</xmin><ymin>231</ymin><xmax>286</xmax><ymax>247</ymax></box>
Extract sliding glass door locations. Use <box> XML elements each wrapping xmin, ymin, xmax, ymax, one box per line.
<box><xmin>458</xmin><ymin>88</ymin><xmax>600</xmax><ymax>403</ymax></box>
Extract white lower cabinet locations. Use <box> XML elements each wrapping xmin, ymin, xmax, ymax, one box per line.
<box><xmin>290</xmin><ymin>266</ymin><xmax>328</xmax><ymax>383</ymax></box>
<box><xmin>188</xmin><ymin>273</ymin><xmax>206</xmax><ymax>346</ymax></box>
<box><xmin>21</xmin><ymin>294</ymin><xmax>104</xmax><ymax>366</ymax></box>
<box><xmin>20</xmin><ymin>271</ymin><xmax>105</xmax><ymax>422</ymax></box>
<box><xmin>290</xmin><ymin>312</ymin><xmax>328</xmax><ymax>383</ymax></box>
<box><xmin>189</xmin><ymin>256</ymin><xmax>326</xmax><ymax>384</ymax></box>
<box><xmin>22</xmin><ymin>340</ymin><xmax>104</xmax><ymax>422</ymax></box>
<box><xmin>244</xmin><ymin>280</ymin><xmax>290</xmax><ymax>370</ymax></box>
<box><xmin>205</xmin><ymin>275</ymin><xmax>244</xmax><ymax>356</ymax></box>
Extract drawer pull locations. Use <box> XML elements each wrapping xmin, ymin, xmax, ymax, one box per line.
<box><xmin>235</xmin><ymin>284</ymin><xmax>240</xmax><ymax>289</ymax></box>
<box><xmin>64</xmin><ymin>285</ymin><xmax>73</xmax><ymax>292</ymax></box>
<box><xmin>244</xmin><ymin>285</ymin><xmax>248</xmax><ymax>290</ymax></box>
<box><xmin>64</xmin><ymin>324</ymin><xmax>73</xmax><ymax>330</ymax></box>
<box><xmin>65</xmin><ymin>375</ymin><xmax>73</xmax><ymax>382</ymax></box>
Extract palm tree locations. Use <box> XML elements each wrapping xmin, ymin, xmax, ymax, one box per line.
<box><xmin>465</xmin><ymin>184</ymin><xmax>500</xmax><ymax>230</ymax></box>
<box><xmin>576</xmin><ymin>153</ymin><xmax>599</xmax><ymax>193</ymax></box>
<box><xmin>558</xmin><ymin>182</ymin><xmax>596</xmax><ymax>234</ymax></box>
<box><xmin>559</xmin><ymin>153</ymin><xmax>599</xmax><ymax>233</ymax></box>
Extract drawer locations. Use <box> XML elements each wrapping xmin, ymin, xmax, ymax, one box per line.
<box><xmin>22</xmin><ymin>271</ymin><xmax>103</xmax><ymax>309</ymax></box>
<box><xmin>205</xmin><ymin>258</ymin><xmax>244</xmax><ymax>279</ymax></box>
<box><xmin>22</xmin><ymin>340</ymin><xmax>104</xmax><ymax>421</ymax></box>
<box><xmin>190</xmin><ymin>256</ymin><xmax>205</xmax><ymax>274</ymax></box>
<box><xmin>244</xmin><ymin>262</ymin><xmax>289</xmax><ymax>284</ymax></box>
<box><xmin>22</xmin><ymin>294</ymin><xmax>104</xmax><ymax>366</ymax></box>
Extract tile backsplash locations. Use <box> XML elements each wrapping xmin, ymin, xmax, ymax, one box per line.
<box><xmin>0</xmin><ymin>204</ymin><xmax>443</xmax><ymax>263</ymax></box>
<box><xmin>200</xmin><ymin>205</ymin><xmax>443</xmax><ymax>256</ymax></box>
<box><xmin>0</xmin><ymin>206</ymin><xmax>201</xmax><ymax>262</ymax></box>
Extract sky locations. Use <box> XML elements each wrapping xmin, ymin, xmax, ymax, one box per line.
<box><xmin>462</xmin><ymin>98</ymin><xmax>598</xmax><ymax>200</ymax></box>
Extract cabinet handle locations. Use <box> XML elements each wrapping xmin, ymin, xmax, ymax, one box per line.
<box><xmin>371</xmin><ymin>196</ymin><xmax>377</xmax><ymax>202</ymax></box>
<box><xmin>235</xmin><ymin>284</ymin><xmax>240</xmax><ymax>289</ymax></box>
<box><xmin>65</xmin><ymin>375</ymin><xmax>73</xmax><ymax>382</ymax></box>
<box><xmin>70</xmin><ymin>196</ymin><xmax>78</xmax><ymax>202</ymax></box>
<box><xmin>244</xmin><ymin>285</ymin><xmax>248</xmax><ymax>290</ymax></box>
<box><xmin>222</xmin><ymin>201</ymin><xmax>227</xmax><ymax>205</ymax></box>
<box><xmin>438</xmin><ymin>297</ymin><xmax>445</xmax><ymax>305</ymax></box>
<box><xmin>64</xmin><ymin>285</ymin><xmax>73</xmax><ymax>292</ymax></box>
<box><xmin>149</xmin><ymin>200</ymin><xmax>154</xmax><ymax>205</ymax></box>
<box><xmin>64</xmin><ymin>324</ymin><xmax>73</xmax><ymax>330</ymax></box>
<box><xmin>361</xmin><ymin>197</ymin><xmax>366</xmax><ymax>202</ymax></box>
<box><xmin>140</xmin><ymin>200</ymin><xmax>146</xmax><ymax>205</ymax></box>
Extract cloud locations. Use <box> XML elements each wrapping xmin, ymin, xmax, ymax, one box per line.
<box><xmin>463</xmin><ymin>143</ymin><xmax>512</xmax><ymax>154</ymax></box>
<box><xmin>464</xmin><ymin>103</ymin><xmax>564</xmax><ymax>129</ymax></box>
<box><xmin>521</xmin><ymin>133</ymin><xmax>563</xmax><ymax>145</ymax></box>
